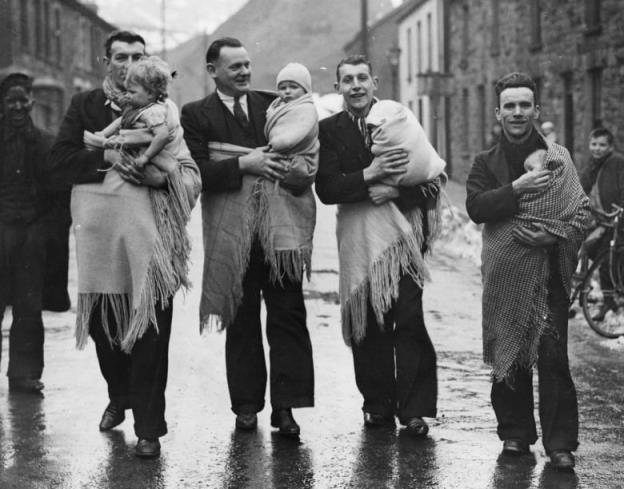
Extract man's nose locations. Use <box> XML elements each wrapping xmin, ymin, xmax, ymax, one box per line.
<box><xmin>512</xmin><ymin>105</ymin><xmax>522</xmax><ymax>115</ymax></box>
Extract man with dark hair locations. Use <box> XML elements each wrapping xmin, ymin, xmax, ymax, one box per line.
<box><xmin>579</xmin><ymin>126</ymin><xmax>624</xmax><ymax>320</ymax></box>
<box><xmin>181</xmin><ymin>37</ymin><xmax>315</xmax><ymax>437</ymax></box>
<box><xmin>0</xmin><ymin>73</ymin><xmax>55</xmax><ymax>394</ymax></box>
<box><xmin>316</xmin><ymin>56</ymin><xmax>440</xmax><ymax>436</ymax></box>
<box><xmin>49</xmin><ymin>30</ymin><xmax>200</xmax><ymax>458</ymax></box>
<box><xmin>466</xmin><ymin>71</ymin><xmax>591</xmax><ymax>470</ymax></box>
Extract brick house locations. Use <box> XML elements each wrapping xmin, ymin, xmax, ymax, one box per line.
<box><xmin>447</xmin><ymin>0</ymin><xmax>624</xmax><ymax>183</ymax></box>
<box><xmin>0</xmin><ymin>0</ymin><xmax>115</xmax><ymax>133</ymax></box>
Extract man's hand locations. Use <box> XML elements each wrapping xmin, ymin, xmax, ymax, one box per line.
<box><xmin>512</xmin><ymin>223</ymin><xmax>558</xmax><ymax>247</ymax></box>
<box><xmin>104</xmin><ymin>150</ymin><xmax>166</xmax><ymax>188</ymax></box>
<box><xmin>140</xmin><ymin>164</ymin><xmax>167</xmax><ymax>189</ymax></box>
<box><xmin>368</xmin><ymin>183</ymin><xmax>399</xmax><ymax>205</ymax></box>
<box><xmin>363</xmin><ymin>149</ymin><xmax>408</xmax><ymax>183</ymax></box>
<box><xmin>512</xmin><ymin>170</ymin><xmax>551</xmax><ymax>195</ymax></box>
<box><xmin>239</xmin><ymin>146</ymin><xmax>288</xmax><ymax>181</ymax></box>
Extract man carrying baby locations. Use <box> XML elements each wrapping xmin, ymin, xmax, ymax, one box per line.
<box><xmin>181</xmin><ymin>38</ymin><xmax>315</xmax><ymax>438</ymax></box>
<box><xmin>316</xmin><ymin>55</ymin><xmax>440</xmax><ymax>437</ymax></box>
<box><xmin>466</xmin><ymin>72</ymin><xmax>591</xmax><ymax>470</ymax></box>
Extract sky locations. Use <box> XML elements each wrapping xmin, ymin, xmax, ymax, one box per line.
<box><xmin>90</xmin><ymin>0</ymin><xmax>248</xmax><ymax>52</ymax></box>
<box><xmin>90</xmin><ymin>0</ymin><xmax>404</xmax><ymax>51</ymax></box>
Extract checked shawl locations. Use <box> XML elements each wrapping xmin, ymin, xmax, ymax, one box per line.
<box><xmin>481</xmin><ymin>143</ymin><xmax>590</xmax><ymax>381</ymax></box>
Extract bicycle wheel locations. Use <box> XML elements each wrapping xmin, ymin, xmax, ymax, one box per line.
<box><xmin>580</xmin><ymin>252</ymin><xmax>624</xmax><ymax>338</ymax></box>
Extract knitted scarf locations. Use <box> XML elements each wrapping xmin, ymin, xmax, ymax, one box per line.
<box><xmin>200</xmin><ymin>142</ymin><xmax>316</xmax><ymax>332</ymax></box>
<box><xmin>73</xmin><ymin>84</ymin><xmax>192</xmax><ymax>352</ymax></box>
<box><xmin>481</xmin><ymin>143</ymin><xmax>591</xmax><ymax>382</ymax></box>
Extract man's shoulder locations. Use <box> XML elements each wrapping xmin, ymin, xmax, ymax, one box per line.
<box><xmin>248</xmin><ymin>89</ymin><xmax>278</xmax><ymax>110</ymax></box>
<box><xmin>319</xmin><ymin>111</ymin><xmax>345</xmax><ymax>131</ymax></box>
<box><xmin>607</xmin><ymin>151</ymin><xmax>624</xmax><ymax>165</ymax></box>
<box><xmin>474</xmin><ymin>144</ymin><xmax>499</xmax><ymax>165</ymax></box>
<box><xmin>70</xmin><ymin>88</ymin><xmax>105</xmax><ymax>106</ymax></box>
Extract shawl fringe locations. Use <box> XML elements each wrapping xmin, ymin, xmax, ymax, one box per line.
<box><xmin>75</xmin><ymin>167</ymin><xmax>192</xmax><ymax>352</ymax></box>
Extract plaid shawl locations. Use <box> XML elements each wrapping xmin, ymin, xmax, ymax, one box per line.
<box><xmin>481</xmin><ymin>143</ymin><xmax>590</xmax><ymax>381</ymax></box>
<box><xmin>200</xmin><ymin>141</ymin><xmax>316</xmax><ymax>331</ymax></box>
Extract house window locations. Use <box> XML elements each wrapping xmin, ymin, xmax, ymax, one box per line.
<box><xmin>20</xmin><ymin>0</ymin><xmax>30</xmax><ymax>51</ymax></box>
<box><xmin>34</xmin><ymin>0</ymin><xmax>43</xmax><ymax>57</ymax></box>
<box><xmin>491</xmin><ymin>0</ymin><xmax>500</xmax><ymax>55</ymax></box>
<box><xmin>462</xmin><ymin>88</ymin><xmax>470</xmax><ymax>151</ymax></box>
<box><xmin>477</xmin><ymin>85</ymin><xmax>486</xmax><ymax>150</ymax></box>
<box><xmin>426</xmin><ymin>12</ymin><xmax>432</xmax><ymax>72</ymax></box>
<box><xmin>44</xmin><ymin>0</ymin><xmax>51</xmax><ymax>59</ymax></box>
<box><xmin>416</xmin><ymin>21</ymin><xmax>422</xmax><ymax>74</ymax></box>
<box><xmin>530</xmin><ymin>0</ymin><xmax>542</xmax><ymax>50</ymax></box>
<box><xmin>461</xmin><ymin>4</ymin><xmax>469</xmax><ymax>69</ymax></box>
<box><xmin>585</xmin><ymin>0</ymin><xmax>601</xmax><ymax>32</ymax></box>
<box><xmin>588</xmin><ymin>68</ymin><xmax>602</xmax><ymax>128</ymax></box>
<box><xmin>53</xmin><ymin>7</ymin><xmax>62</xmax><ymax>64</ymax></box>
<box><xmin>407</xmin><ymin>27</ymin><xmax>413</xmax><ymax>82</ymax></box>
<box><xmin>562</xmin><ymin>72</ymin><xmax>574</xmax><ymax>152</ymax></box>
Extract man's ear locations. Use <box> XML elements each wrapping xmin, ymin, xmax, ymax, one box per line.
<box><xmin>495</xmin><ymin>107</ymin><xmax>501</xmax><ymax>122</ymax></box>
<box><xmin>533</xmin><ymin>104</ymin><xmax>541</xmax><ymax>120</ymax></box>
<box><xmin>334</xmin><ymin>81</ymin><xmax>340</xmax><ymax>93</ymax></box>
<box><xmin>372</xmin><ymin>76</ymin><xmax>379</xmax><ymax>91</ymax></box>
<box><xmin>206</xmin><ymin>63</ymin><xmax>216</xmax><ymax>78</ymax></box>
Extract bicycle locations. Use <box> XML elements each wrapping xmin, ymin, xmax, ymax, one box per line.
<box><xmin>569</xmin><ymin>204</ymin><xmax>624</xmax><ymax>338</ymax></box>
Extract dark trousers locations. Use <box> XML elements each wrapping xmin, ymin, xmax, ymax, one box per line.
<box><xmin>491</xmin><ymin>270</ymin><xmax>579</xmax><ymax>453</ymax></box>
<box><xmin>89</xmin><ymin>298</ymin><xmax>172</xmax><ymax>439</ymax></box>
<box><xmin>0</xmin><ymin>219</ymin><xmax>46</xmax><ymax>380</ymax></box>
<box><xmin>226</xmin><ymin>240</ymin><xmax>314</xmax><ymax>414</ymax></box>
<box><xmin>351</xmin><ymin>275</ymin><xmax>437</xmax><ymax>424</ymax></box>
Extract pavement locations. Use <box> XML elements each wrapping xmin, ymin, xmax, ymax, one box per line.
<box><xmin>1</xmin><ymin>178</ymin><xmax>623</xmax><ymax>488</ymax></box>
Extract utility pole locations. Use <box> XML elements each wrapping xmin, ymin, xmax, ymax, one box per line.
<box><xmin>360</xmin><ymin>0</ymin><xmax>368</xmax><ymax>58</ymax></box>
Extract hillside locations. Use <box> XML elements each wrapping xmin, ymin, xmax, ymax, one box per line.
<box><xmin>164</xmin><ymin>0</ymin><xmax>393</xmax><ymax>106</ymax></box>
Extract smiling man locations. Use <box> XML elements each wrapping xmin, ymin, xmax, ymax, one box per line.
<box><xmin>49</xmin><ymin>30</ymin><xmax>201</xmax><ymax>459</ymax></box>
<box><xmin>0</xmin><ymin>73</ymin><xmax>55</xmax><ymax>394</ymax></box>
<box><xmin>466</xmin><ymin>72</ymin><xmax>591</xmax><ymax>470</ymax></box>
<box><xmin>316</xmin><ymin>55</ymin><xmax>440</xmax><ymax>437</ymax></box>
<box><xmin>181</xmin><ymin>37</ymin><xmax>315</xmax><ymax>438</ymax></box>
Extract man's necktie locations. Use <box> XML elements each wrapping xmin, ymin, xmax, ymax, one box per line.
<box><xmin>233</xmin><ymin>96</ymin><xmax>250</xmax><ymax>130</ymax></box>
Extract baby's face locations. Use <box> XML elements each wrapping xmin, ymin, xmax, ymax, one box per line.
<box><xmin>126</xmin><ymin>80</ymin><xmax>155</xmax><ymax>108</ymax></box>
<box><xmin>524</xmin><ymin>149</ymin><xmax>546</xmax><ymax>172</ymax></box>
<box><xmin>277</xmin><ymin>81</ymin><xmax>306</xmax><ymax>103</ymax></box>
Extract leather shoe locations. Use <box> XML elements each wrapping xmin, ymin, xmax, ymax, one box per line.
<box><xmin>99</xmin><ymin>402</ymin><xmax>125</xmax><ymax>431</ymax></box>
<box><xmin>135</xmin><ymin>438</ymin><xmax>161</xmax><ymax>458</ymax></box>
<box><xmin>405</xmin><ymin>417</ymin><xmax>429</xmax><ymax>437</ymax></box>
<box><xmin>270</xmin><ymin>408</ymin><xmax>300</xmax><ymax>437</ymax></box>
<box><xmin>363</xmin><ymin>412</ymin><xmax>394</xmax><ymax>427</ymax></box>
<box><xmin>8</xmin><ymin>378</ymin><xmax>44</xmax><ymax>394</ymax></box>
<box><xmin>502</xmin><ymin>439</ymin><xmax>530</xmax><ymax>455</ymax></box>
<box><xmin>549</xmin><ymin>450</ymin><xmax>575</xmax><ymax>470</ymax></box>
<box><xmin>235</xmin><ymin>413</ymin><xmax>258</xmax><ymax>430</ymax></box>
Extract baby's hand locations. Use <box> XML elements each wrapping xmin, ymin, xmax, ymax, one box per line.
<box><xmin>134</xmin><ymin>154</ymin><xmax>150</xmax><ymax>168</ymax></box>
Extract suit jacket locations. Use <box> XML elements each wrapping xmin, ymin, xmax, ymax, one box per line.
<box><xmin>181</xmin><ymin>90</ymin><xmax>276</xmax><ymax>193</ymax></box>
<box><xmin>48</xmin><ymin>89</ymin><xmax>116</xmax><ymax>187</ymax></box>
<box><xmin>465</xmin><ymin>143</ymin><xmax>521</xmax><ymax>224</ymax></box>
<box><xmin>49</xmin><ymin>87</ymin><xmax>200</xmax><ymax>200</ymax></box>
<box><xmin>466</xmin><ymin>139</ymin><xmax>588</xmax><ymax>249</ymax></box>
<box><xmin>316</xmin><ymin>110</ymin><xmax>430</xmax><ymax>211</ymax></box>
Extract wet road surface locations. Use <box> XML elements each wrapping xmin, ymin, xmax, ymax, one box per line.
<box><xmin>1</xmin><ymin>203</ymin><xmax>623</xmax><ymax>488</ymax></box>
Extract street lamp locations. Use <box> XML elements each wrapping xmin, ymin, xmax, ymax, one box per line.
<box><xmin>386</xmin><ymin>46</ymin><xmax>401</xmax><ymax>101</ymax></box>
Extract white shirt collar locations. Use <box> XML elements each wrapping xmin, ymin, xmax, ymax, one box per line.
<box><xmin>216</xmin><ymin>89</ymin><xmax>248</xmax><ymax>116</ymax></box>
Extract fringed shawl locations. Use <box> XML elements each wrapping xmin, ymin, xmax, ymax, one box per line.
<box><xmin>73</xmin><ymin>98</ymin><xmax>193</xmax><ymax>352</ymax></box>
<box><xmin>200</xmin><ymin>141</ymin><xmax>316</xmax><ymax>332</ymax></box>
<box><xmin>337</xmin><ymin>183</ymin><xmax>442</xmax><ymax>345</ymax></box>
<box><xmin>481</xmin><ymin>143</ymin><xmax>591</xmax><ymax>382</ymax></box>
